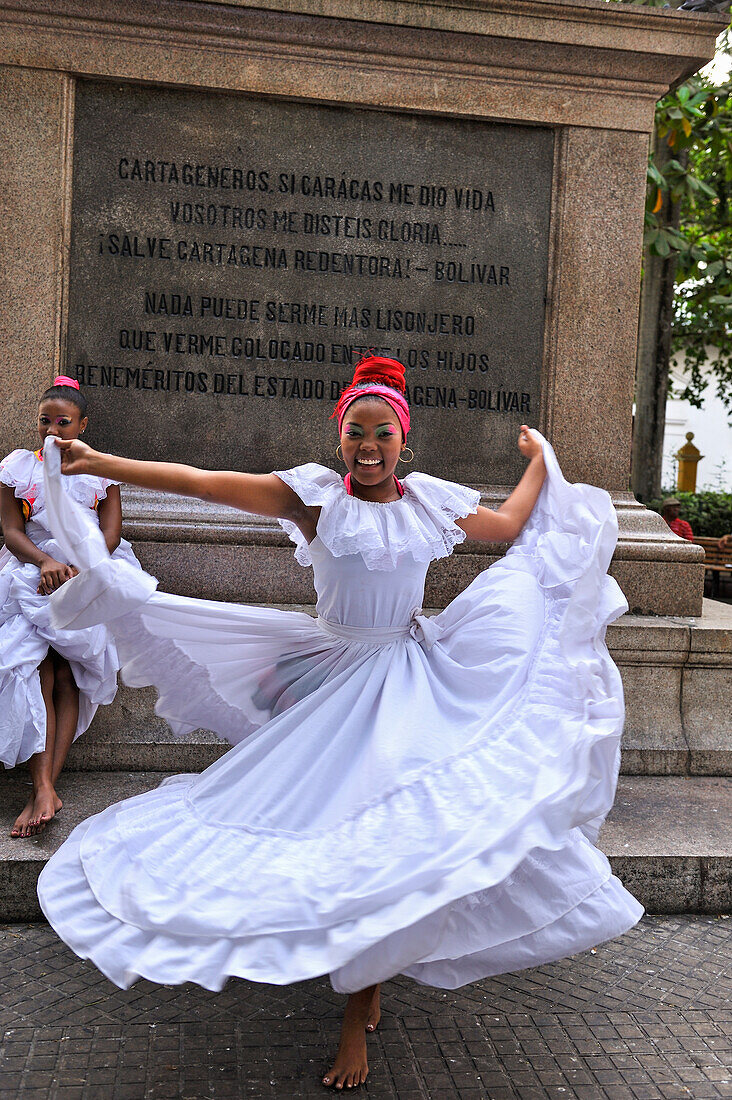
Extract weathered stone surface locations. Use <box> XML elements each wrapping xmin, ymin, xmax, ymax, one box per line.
<box><xmin>608</xmin><ymin>612</ymin><xmax>690</xmax><ymax>775</ymax></box>
<box><xmin>608</xmin><ymin>854</ymin><xmax>703</xmax><ymax>913</ymax></box>
<box><xmin>685</xmin><ymin>599</ymin><xmax>732</xmax><ymax>776</ymax></box>
<box><xmin>67</xmin><ymin>80</ymin><xmax>553</xmax><ymax>483</ymax></box>
<box><xmin>600</xmin><ymin>775</ymin><xmax>732</xmax><ymax>912</ymax></box>
<box><xmin>0</xmin><ymin>64</ymin><xmax>71</xmax><ymax>452</ymax></box>
<box><xmin>604</xmin><ymin>775</ymin><xmax>732</xmax><ymax>856</ymax></box>
<box><xmin>543</xmin><ymin>127</ymin><xmax>646</xmax><ymax>492</ymax></box>
<box><xmin>618</xmin><ymin>664</ymin><xmax>688</xmax><ymax>776</ymax></box>
<box><xmin>0</xmin><ymin>771</ymin><xmax>167</xmax><ymax>921</ymax></box>
<box><xmin>0</xmin><ymin>0</ymin><xmax>723</xmax><ymax>134</ymax></box>
<box><xmin>608</xmin><ymin>601</ymin><xmax>732</xmax><ymax>776</ymax></box>
<box><xmin>611</xmin><ymin>558</ymin><xmax>705</xmax><ymax>618</ymax></box>
<box><xmin>65</xmin><ymin>685</ymin><xmax>227</xmax><ymax>772</ymax></box>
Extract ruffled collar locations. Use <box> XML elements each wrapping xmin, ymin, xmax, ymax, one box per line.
<box><xmin>275</xmin><ymin>463</ymin><xmax>480</xmax><ymax>572</ymax></box>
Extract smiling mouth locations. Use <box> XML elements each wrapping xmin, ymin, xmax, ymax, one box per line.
<box><xmin>356</xmin><ymin>458</ymin><xmax>382</xmax><ymax>467</ymax></box>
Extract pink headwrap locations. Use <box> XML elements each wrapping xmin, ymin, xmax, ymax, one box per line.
<box><xmin>54</xmin><ymin>375</ymin><xmax>80</xmax><ymax>390</ymax></box>
<box><xmin>336</xmin><ymin>383</ymin><xmax>410</xmax><ymax>438</ymax></box>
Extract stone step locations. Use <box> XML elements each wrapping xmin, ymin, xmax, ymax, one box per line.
<box><xmin>60</xmin><ymin>601</ymin><xmax>732</xmax><ymax>777</ymax></box>
<box><xmin>598</xmin><ymin>775</ymin><xmax>732</xmax><ymax>915</ymax></box>
<box><xmin>610</xmin><ymin>599</ymin><xmax>732</xmax><ymax>777</ymax></box>
<box><xmin>1</xmin><ymin>772</ymin><xmax>730</xmax><ymax>921</ymax></box>
<box><xmin>0</xmin><ymin>771</ymin><xmax>164</xmax><ymax>922</ymax></box>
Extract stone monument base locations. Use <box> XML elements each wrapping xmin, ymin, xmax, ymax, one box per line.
<box><xmin>61</xmin><ymin>596</ymin><xmax>732</xmax><ymax>778</ymax></box>
<box><xmin>1</xmin><ymin>598</ymin><xmax>728</xmax><ymax>921</ymax></box>
<box><xmin>122</xmin><ymin>489</ymin><xmax>706</xmax><ymax>616</ymax></box>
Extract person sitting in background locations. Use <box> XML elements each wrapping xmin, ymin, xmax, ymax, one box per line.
<box><xmin>661</xmin><ymin>498</ymin><xmax>694</xmax><ymax>541</ymax></box>
<box><xmin>717</xmin><ymin>533</ymin><xmax>732</xmax><ymax>553</ymax></box>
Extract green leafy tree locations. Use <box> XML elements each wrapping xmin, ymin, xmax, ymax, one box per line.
<box><xmin>606</xmin><ymin>6</ymin><xmax>731</xmax><ymax>499</ymax></box>
<box><xmin>633</xmin><ymin>71</ymin><xmax>732</xmax><ymax>499</ymax></box>
<box><xmin>646</xmin><ymin>76</ymin><xmax>732</xmax><ymax>415</ymax></box>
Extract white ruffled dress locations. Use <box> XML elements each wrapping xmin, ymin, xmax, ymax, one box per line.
<box><xmin>0</xmin><ymin>449</ymin><xmax>141</xmax><ymax>768</ymax></box>
<box><xmin>37</xmin><ymin>433</ymin><xmax>642</xmax><ymax>993</ymax></box>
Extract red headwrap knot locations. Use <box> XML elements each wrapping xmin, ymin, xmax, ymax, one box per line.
<box><xmin>332</xmin><ymin>356</ymin><xmax>410</xmax><ymax>437</ymax></box>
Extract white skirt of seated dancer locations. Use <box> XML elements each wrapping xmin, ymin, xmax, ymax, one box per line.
<box><xmin>0</xmin><ymin>516</ymin><xmax>140</xmax><ymax>769</ymax></box>
<box><xmin>37</xmin><ymin>433</ymin><xmax>643</xmax><ymax>993</ymax></box>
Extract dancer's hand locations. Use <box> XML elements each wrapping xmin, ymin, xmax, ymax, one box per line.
<box><xmin>517</xmin><ymin>425</ymin><xmax>542</xmax><ymax>461</ymax></box>
<box><xmin>53</xmin><ymin>437</ymin><xmax>99</xmax><ymax>476</ymax></box>
<box><xmin>37</xmin><ymin>557</ymin><xmax>78</xmax><ymax>595</ymax></box>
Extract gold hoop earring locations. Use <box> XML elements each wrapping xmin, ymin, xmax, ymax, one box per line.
<box><xmin>399</xmin><ymin>447</ymin><xmax>415</xmax><ymax>463</ymax></box>
<box><xmin>335</xmin><ymin>444</ymin><xmax>343</xmax><ymax>461</ymax></box>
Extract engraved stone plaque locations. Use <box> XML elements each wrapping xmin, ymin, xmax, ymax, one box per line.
<box><xmin>67</xmin><ymin>81</ymin><xmax>554</xmax><ymax>484</ymax></box>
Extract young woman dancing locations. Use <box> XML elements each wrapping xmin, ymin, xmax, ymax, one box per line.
<box><xmin>37</xmin><ymin>356</ymin><xmax>642</xmax><ymax>1090</ymax></box>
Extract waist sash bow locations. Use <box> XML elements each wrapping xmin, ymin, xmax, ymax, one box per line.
<box><xmin>317</xmin><ymin>609</ymin><xmax>442</xmax><ymax>649</ymax></box>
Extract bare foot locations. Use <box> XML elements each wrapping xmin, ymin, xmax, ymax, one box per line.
<box><xmin>27</xmin><ymin>786</ymin><xmax>62</xmax><ymax>836</ymax></box>
<box><xmin>11</xmin><ymin>797</ymin><xmax>36</xmax><ymax>839</ymax></box>
<box><xmin>323</xmin><ymin>987</ymin><xmax>374</xmax><ymax>1089</ymax></box>
<box><xmin>366</xmin><ymin>985</ymin><xmax>381</xmax><ymax>1033</ymax></box>
<box><xmin>322</xmin><ymin>1027</ymin><xmax>368</xmax><ymax>1090</ymax></box>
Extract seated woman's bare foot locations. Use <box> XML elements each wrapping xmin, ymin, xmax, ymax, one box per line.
<box><xmin>11</xmin><ymin>797</ymin><xmax>36</xmax><ymax>838</ymax></box>
<box><xmin>27</xmin><ymin>786</ymin><xmax>62</xmax><ymax>836</ymax></box>
<box><xmin>366</xmin><ymin>985</ymin><xmax>381</xmax><ymax>1033</ymax></box>
<box><xmin>323</xmin><ymin>987</ymin><xmax>374</xmax><ymax>1089</ymax></box>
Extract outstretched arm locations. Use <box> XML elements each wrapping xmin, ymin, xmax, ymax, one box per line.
<box><xmin>53</xmin><ymin>439</ymin><xmax>307</xmax><ymax>524</ymax></box>
<box><xmin>456</xmin><ymin>426</ymin><xmax>546</xmax><ymax>543</ymax></box>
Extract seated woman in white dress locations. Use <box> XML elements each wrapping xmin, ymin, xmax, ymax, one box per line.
<box><xmin>0</xmin><ymin>377</ymin><xmax>141</xmax><ymax>837</ymax></box>
<box><xmin>37</xmin><ymin>356</ymin><xmax>642</xmax><ymax>1091</ymax></box>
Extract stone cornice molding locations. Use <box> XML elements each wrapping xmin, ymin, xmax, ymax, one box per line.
<box><xmin>0</xmin><ymin>0</ymin><xmax>723</xmax><ymax>132</ymax></box>
<box><xmin>194</xmin><ymin>0</ymin><xmax>728</xmax><ymax>50</ymax></box>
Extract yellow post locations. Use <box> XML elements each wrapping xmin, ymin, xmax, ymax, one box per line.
<box><xmin>675</xmin><ymin>432</ymin><xmax>703</xmax><ymax>493</ymax></box>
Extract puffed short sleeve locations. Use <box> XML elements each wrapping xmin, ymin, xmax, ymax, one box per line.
<box><xmin>273</xmin><ymin>463</ymin><xmax>343</xmax><ymax>566</ymax></box>
<box><xmin>0</xmin><ymin>450</ymin><xmax>36</xmax><ymax>498</ymax></box>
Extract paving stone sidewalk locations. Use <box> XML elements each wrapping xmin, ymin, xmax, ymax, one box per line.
<box><xmin>0</xmin><ymin>915</ymin><xmax>730</xmax><ymax>1099</ymax></box>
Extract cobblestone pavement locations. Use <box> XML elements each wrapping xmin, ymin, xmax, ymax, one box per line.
<box><xmin>0</xmin><ymin>915</ymin><xmax>730</xmax><ymax>1099</ymax></box>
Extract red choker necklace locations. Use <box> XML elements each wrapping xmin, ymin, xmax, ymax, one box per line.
<box><xmin>344</xmin><ymin>473</ymin><xmax>404</xmax><ymax>500</ymax></box>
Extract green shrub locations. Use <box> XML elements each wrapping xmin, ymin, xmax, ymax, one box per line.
<box><xmin>646</xmin><ymin>492</ymin><xmax>732</xmax><ymax>538</ymax></box>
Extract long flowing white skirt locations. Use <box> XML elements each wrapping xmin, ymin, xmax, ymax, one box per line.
<box><xmin>37</xmin><ymin>437</ymin><xmax>643</xmax><ymax>993</ymax></box>
<box><xmin>0</xmin><ymin>534</ymin><xmax>137</xmax><ymax>768</ymax></box>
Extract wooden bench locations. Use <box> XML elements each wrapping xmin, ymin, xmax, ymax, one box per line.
<box><xmin>693</xmin><ymin>537</ymin><xmax>732</xmax><ymax>598</ymax></box>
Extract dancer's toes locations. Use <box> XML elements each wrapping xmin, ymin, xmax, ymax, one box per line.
<box><xmin>11</xmin><ymin>798</ymin><xmax>35</xmax><ymax>838</ymax></box>
<box><xmin>323</xmin><ymin>1064</ymin><xmax>366</xmax><ymax>1089</ymax></box>
<box><xmin>322</xmin><ymin>1040</ymin><xmax>369</xmax><ymax>1089</ymax></box>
